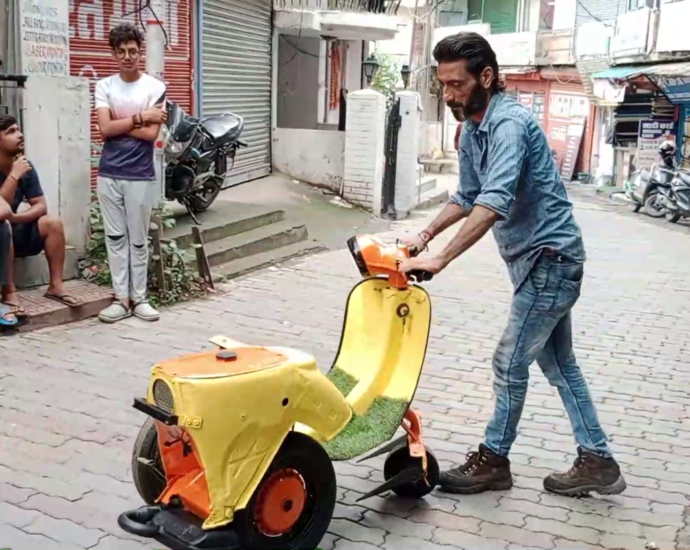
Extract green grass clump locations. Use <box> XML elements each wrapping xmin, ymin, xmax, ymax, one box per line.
<box><xmin>326</xmin><ymin>366</ymin><xmax>358</xmax><ymax>397</ymax></box>
<box><xmin>323</xmin><ymin>366</ymin><xmax>408</xmax><ymax>461</ymax></box>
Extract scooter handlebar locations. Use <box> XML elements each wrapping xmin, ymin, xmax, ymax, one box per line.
<box><xmin>407</xmin><ymin>269</ymin><xmax>434</xmax><ymax>283</ymax></box>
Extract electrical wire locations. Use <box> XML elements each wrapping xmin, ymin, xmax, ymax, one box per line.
<box><xmin>122</xmin><ymin>0</ymin><xmax>170</xmax><ymax>48</ymax></box>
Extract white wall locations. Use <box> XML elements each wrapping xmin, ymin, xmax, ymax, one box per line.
<box><xmin>277</xmin><ymin>35</ymin><xmax>321</xmax><ymax>129</ymax></box>
<box><xmin>23</xmin><ymin>75</ymin><xmax>91</xmax><ymax>254</ymax></box>
<box><xmin>343</xmin><ymin>89</ymin><xmax>386</xmax><ymax>212</ymax></box>
<box><xmin>272</xmin><ymin>128</ymin><xmax>345</xmax><ymax>191</ymax></box>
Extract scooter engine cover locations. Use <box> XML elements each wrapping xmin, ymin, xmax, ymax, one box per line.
<box><xmin>170</xmin><ymin>164</ymin><xmax>195</xmax><ymax>198</ymax></box>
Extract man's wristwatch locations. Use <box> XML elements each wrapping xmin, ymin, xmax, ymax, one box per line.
<box><xmin>419</xmin><ymin>230</ymin><xmax>432</xmax><ymax>244</ymax></box>
<box><xmin>132</xmin><ymin>114</ymin><xmax>143</xmax><ymax>129</ymax></box>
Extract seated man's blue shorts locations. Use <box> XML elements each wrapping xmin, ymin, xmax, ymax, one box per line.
<box><xmin>12</xmin><ymin>220</ymin><xmax>44</xmax><ymax>258</ymax></box>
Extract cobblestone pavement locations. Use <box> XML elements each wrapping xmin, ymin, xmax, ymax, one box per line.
<box><xmin>2</xmin><ymin>196</ymin><xmax>690</xmax><ymax>550</ymax></box>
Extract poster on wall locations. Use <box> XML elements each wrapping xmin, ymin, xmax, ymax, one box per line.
<box><xmin>637</xmin><ymin>120</ymin><xmax>675</xmax><ymax>168</ymax></box>
<box><xmin>19</xmin><ymin>0</ymin><xmax>70</xmax><ymax>76</ymax></box>
<box><xmin>559</xmin><ymin>123</ymin><xmax>585</xmax><ymax>182</ymax></box>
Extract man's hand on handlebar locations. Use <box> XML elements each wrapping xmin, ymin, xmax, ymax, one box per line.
<box><xmin>397</xmin><ymin>255</ymin><xmax>445</xmax><ymax>278</ymax></box>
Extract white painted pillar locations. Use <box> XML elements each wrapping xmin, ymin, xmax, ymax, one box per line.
<box><xmin>23</xmin><ymin>75</ymin><xmax>91</xmax><ymax>254</ymax></box>
<box><xmin>343</xmin><ymin>89</ymin><xmax>387</xmax><ymax>214</ymax></box>
<box><xmin>393</xmin><ymin>90</ymin><xmax>422</xmax><ymax>217</ymax></box>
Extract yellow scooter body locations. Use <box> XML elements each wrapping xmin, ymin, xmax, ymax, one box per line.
<box><xmin>137</xmin><ymin>277</ymin><xmax>431</xmax><ymax>530</ymax></box>
<box><xmin>295</xmin><ymin>277</ymin><xmax>432</xmax><ymax>460</ymax></box>
<box><xmin>143</xmin><ymin>344</ymin><xmax>352</xmax><ymax>530</ymax></box>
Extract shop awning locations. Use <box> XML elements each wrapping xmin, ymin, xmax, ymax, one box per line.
<box><xmin>593</xmin><ymin>61</ymin><xmax>690</xmax><ymax>103</ymax></box>
<box><xmin>593</xmin><ymin>61</ymin><xmax>690</xmax><ymax>80</ymax></box>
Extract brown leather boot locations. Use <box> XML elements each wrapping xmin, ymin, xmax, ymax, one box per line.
<box><xmin>543</xmin><ymin>447</ymin><xmax>627</xmax><ymax>497</ymax></box>
<box><xmin>438</xmin><ymin>444</ymin><xmax>513</xmax><ymax>494</ymax></box>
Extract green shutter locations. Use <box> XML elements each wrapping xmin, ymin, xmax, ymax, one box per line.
<box><xmin>467</xmin><ymin>0</ymin><xmax>518</xmax><ymax>33</ymax></box>
<box><xmin>468</xmin><ymin>0</ymin><xmax>484</xmax><ymax>22</ymax></box>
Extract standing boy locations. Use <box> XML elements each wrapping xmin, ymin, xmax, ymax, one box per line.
<box><xmin>94</xmin><ymin>22</ymin><xmax>167</xmax><ymax>323</ymax></box>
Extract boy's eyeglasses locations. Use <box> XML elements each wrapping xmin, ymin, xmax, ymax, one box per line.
<box><xmin>115</xmin><ymin>49</ymin><xmax>141</xmax><ymax>59</ymax></box>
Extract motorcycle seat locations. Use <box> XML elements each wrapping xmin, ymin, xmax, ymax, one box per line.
<box><xmin>202</xmin><ymin>113</ymin><xmax>244</xmax><ymax>146</ymax></box>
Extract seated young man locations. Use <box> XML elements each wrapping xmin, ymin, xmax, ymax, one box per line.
<box><xmin>0</xmin><ymin>114</ymin><xmax>82</xmax><ymax>315</ymax></box>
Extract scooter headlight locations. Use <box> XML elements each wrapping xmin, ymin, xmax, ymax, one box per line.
<box><xmin>152</xmin><ymin>379</ymin><xmax>174</xmax><ymax>414</ymax></box>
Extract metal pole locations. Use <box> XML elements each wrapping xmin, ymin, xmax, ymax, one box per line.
<box><xmin>146</xmin><ymin>0</ymin><xmax>166</xmax><ymax>202</ymax></box>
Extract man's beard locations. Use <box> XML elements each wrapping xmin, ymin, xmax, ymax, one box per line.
<box><xmin>447</xmin><ymin>83</ymin><xmax>489</xmax><ymax>122</ymax></box>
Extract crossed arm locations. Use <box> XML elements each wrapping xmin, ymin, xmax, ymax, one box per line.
<box><xmin>96</xmin><ymin>108</ymin><xmax>161</xmax><ymax>142</ymax></box>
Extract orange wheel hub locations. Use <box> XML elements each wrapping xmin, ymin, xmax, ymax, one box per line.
<box><xmin>254</xmin><ymin>468</ymin><xmax>307</xmax><ymax>536</ymax></box>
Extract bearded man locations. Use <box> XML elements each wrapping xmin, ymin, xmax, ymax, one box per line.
<box><xmin>397</xmin><ymin>32</ymin><xmax>627</xmax><ymax>498</ymax></box>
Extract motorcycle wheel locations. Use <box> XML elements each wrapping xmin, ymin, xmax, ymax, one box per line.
<box><xmin>644</xmin><ymin>194</ymin><xmax>667</xmax><ymax>218</ymax></box>
<box><xmin>666</xmin><ymin>211</ymin><xmax>681</xmax><ymax>223</ymax></box>
<box><xmin>131</xmin><ymin>417</ymin><xmax>167</xmax><ymax>505</ymax></box>
<box><xmin>187</xmin><ymin>185</ymin><xmax>221</xmax><ymax>214</ymax></box>
<box><xmin>234</xmin><ymin>431</ymin><xmax>336</xmax><ymax>550</ymax></box>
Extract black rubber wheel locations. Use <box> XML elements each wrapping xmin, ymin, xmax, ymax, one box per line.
<box><xmin>131</xmin><ymin>417</ymin><xmax>167</xmax><ymax>505</ymax></box>
<box><xmin>644</xmin><ymin>193</ymin><xmax>667</xmax><ymax>218</ymax></box>
<box><xmin>631</xmin><ymin>202</ymin><xmax>642</xmax><ymax>213</ymax></box>
<box><xmin>383</xmin><ymin>444</ymin><xmax>439</xmax><ymax>499</ymax></box>
<box><xmin>234</xmin><ymin>431</ymin><xmax>336</xmax><ymax>550</ymax></box>
<box><xmin>666</xmin><ymin>211</ymin><xmax>681</xmax><ymax>223</ymax></box>
<box><xmin>187</xmin><ymin>186</ymin><xmax>221</xmax><ymax>214</ymax></box>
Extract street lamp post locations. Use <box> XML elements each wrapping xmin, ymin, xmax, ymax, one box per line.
<box><xmin>400</xmin><ymin>64</ymin><xmax>411</xmax><ymax>89</ymax></box>
<box><xmin>362</xmin><ymin>54</ymin><xmax>380</xmax><ymax>87</ymax></box>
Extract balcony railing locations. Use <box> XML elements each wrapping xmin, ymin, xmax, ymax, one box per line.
<box><xmin>274</xmin><ymin>0</ymin><xmax>401</xmax><ymax>15</ymax></box>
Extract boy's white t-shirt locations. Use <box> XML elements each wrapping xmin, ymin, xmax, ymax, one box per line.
<box><xmin>94</xmin><ymin>73</ymin><xmax>166</xmax><ymax>182</ymax></box>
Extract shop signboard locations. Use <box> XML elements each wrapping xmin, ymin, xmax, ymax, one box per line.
<box><xmin>637</xmin><ymin>120</ymin><xmax>675</xmax><ymax>167</ymax></box>
<box><xmin>654</xmin><ymin>76</ymin><xmax>690</xmax><ymax>104</ymax></box>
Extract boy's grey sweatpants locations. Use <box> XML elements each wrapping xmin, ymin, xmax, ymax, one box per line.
<box><xmin>97</xmin><ymin>176</ymin><xmax>159</xmax><ymax>304</ymax></box>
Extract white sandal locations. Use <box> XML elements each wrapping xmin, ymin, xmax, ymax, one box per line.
<box><xmin>98</xmin><ymin>300</ymin><xmax>132</xmax><ymax>323</ymax></box>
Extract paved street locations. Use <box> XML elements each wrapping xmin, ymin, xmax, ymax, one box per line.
<box><xmin>1</xmin><ymin>194</ymin><xmax>690</xmax><ymax>550</ymax></box>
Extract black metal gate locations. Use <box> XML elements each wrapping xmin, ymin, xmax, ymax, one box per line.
<box><xmin>381</xmin><ymin>97</ymin><xmax>401</xmax><ymax>219</ymax></box>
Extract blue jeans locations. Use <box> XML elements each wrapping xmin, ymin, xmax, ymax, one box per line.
<box><xmin>484</xmin><ymin>251</ymin><xmax>612</xmax><ymax>458</ymax></box>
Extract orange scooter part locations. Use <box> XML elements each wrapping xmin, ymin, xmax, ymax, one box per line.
<box><xmin>154</xmin><ymin>421</ymin><xmax>212</xmax><ymax>520</ymax></box>
<box><xmin>253</xmin><ymin>468</ymin><xmax>307</xmax><ymax>536</ymax></box>
<box><xmin>349</xmin><ymin>235</ymin><xmax>412</xmax><ymax>289</ymax></box>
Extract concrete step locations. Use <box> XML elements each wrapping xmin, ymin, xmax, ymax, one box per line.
<box><xmin>416</xmin><ymin>186</ymin><xmax>449</xmax><ymax>210</ymax></box>
<box><xmin>212</xmin><ymin>241</ymin><xmax>327</xmax><ymax>282</ymax></box>
<box><xmin>201</xmin><ymin>221</ymin><xmax>310</xmax><ymax>268</ymax></box>
<box><xmin>165</xmin><ymin>204</ymin><xmax>286</xmax><ymax>249</ymax></box>
<box><xmin>4</xmin><ymin>279</ymin><xmax>114</xmax><ymax>334</ymax></box>
<box><xmin>14</xmin><ymin>247</ymin><xmax>80</xmax><ymax>289</ymax></box>
<box><xmin>419</xmin><ymin>158</ymin><xmax>459</xmax><ymax>175</ymax></box>
<box><xmin>417</xmin><ymin>175</ymin><xmax>438</xmax><ymax>195</ymax></box>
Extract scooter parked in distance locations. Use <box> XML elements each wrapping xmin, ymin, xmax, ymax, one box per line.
<box><xmin>627</xmin><ymin>140</ymin><xmax>677</xmax><ymax>217</ymax></box>
<box><xmin>663</xmin><ymin>167</ymin><xmax>690</xmax><ymax>223</ymax></box>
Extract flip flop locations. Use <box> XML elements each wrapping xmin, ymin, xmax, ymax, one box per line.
<box><xmin>1</xmin><ymin>300</ymin><xmax>26</xmax><ymax>318</ymax></box>
<box><xmin>0</xmin><ymin>304</ymin><xmax>18</xmax><ymax>327</ymax></box>
<box><xmin>44</xmin><ymin>292</ymin><xmax>83</xmax><ymax>308</ymax></box>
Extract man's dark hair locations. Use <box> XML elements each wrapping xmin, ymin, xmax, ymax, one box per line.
<box><xmin>0</xmin><ymin>114</ymin><xmax>17</xmax><ymax>133</ymax></box>
<box><xmin>109</xmin><ymin>23</ymin><xmax>145</xmax><ymax>50</ymax></box>
<box><xmin>433</xmin><ymin>32</ymin><xmax>506</xmax><ymax>93</ymax></box>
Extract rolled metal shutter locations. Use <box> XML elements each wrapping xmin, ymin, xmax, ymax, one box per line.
<box><xmin>201</xmin><ymin>0</ymin><xmax>272</xmax><ymax>186</ymax></box>
<box><xmin>486</xmin><ymin>0</ymin><xmax>518</xmax><ymax>34</ymax></box>
<box><xmin>575</xmin><ymin>0</ymin><xmax>620</xmax><ymax>26</ymax></box>
<box><xmin>69</xmin><ymin>0</ymin><xmax>193</xmax><ymax>188</ymax></box>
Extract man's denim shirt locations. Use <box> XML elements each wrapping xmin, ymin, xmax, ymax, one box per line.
<box><xmin>451</xmin><ymin>92</ymin><xmax>586</xmax><ymax>291</ymax></box>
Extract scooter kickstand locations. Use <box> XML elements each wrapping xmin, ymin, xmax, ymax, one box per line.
<box><xmin>354</xmin><ymin>466</ymin><xmax>425</xmax><ymax>502</ymax></box>
<box><xmin>357</xmin><ymin>435</ymin><xmax>409</xmax><ymax>463</ymax></box>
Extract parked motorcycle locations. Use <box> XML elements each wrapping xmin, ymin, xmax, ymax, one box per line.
<box><xmin>662</xmin><ymin>168</ymin><xmax>690</xmax><ymax>223</ymax></box>
<box><xmin>626</xmin><ymin>140</ymin><xmax>677</xmax><ymax>218</ymax></box>
<box><xmin>162</xmin><ymin>101</ymin><xmax>247</xmax><ymax>223</ymax></box>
